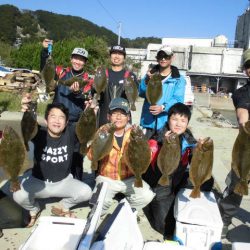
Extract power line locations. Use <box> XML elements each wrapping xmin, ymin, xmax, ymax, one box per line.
<box><xmin>96</xmin><ymin>0</ymin><xmax>119</xmax><ymax>25</ymax></box>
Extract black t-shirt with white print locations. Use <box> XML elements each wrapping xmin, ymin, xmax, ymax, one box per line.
<box><xmin>32</xmin><ymin>124</ymin><xmax>77</xmax><ymax>182</ymax></box>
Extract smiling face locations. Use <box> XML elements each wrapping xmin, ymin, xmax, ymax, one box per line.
<box><xmin>45</xmin><ymin>108</ymin><xmax>68</xmax><ymax>137</ymax></box>
<box><xmin>110</xmin><ymin>52</ymin><xmax>125</xmax><ymax>67</ymax></box>
<box><xmin>168</xmin><ymin>113</ymin><xmax>189</xmax><ymax>135</ymax></box>
<box><xmin>108</xmin><ymin>109</ymin><xmax>130</xmax><ymax>130</ymax></box>
<box><xmin>70</xmin><ymin>55</ymin><xmax>86</xmax><ymax>71</ymax></box>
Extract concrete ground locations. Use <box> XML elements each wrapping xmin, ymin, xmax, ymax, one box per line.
<box><xmin>0</xmin><ymin>98</ymin><xmax>250</xmax><ymax>250</ymax></box>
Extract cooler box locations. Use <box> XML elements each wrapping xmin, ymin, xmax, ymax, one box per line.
<box><xmin>174</xmin><ymin>188</ymin><xmax>223</xmax><ymax>250</ymax></box>
<box><xmin>232</xmin><ymin>242</ymin><xmax>250</xmax><ymax>250</ymax></box>
<box><xmin>91</xmin><ymin>198</ymin><xmax>193</xmax><ymax>250</ymax></box>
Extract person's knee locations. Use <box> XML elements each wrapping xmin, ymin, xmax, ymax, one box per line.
<box><xmin>13</xmin><ymin>191</ymin><xmax>29</xmax><ymax>205</ymax></box>
<box><xmin>75</xmin><ymin>185</ymin><xmax>92</xmax><ymax>202</ymax></box>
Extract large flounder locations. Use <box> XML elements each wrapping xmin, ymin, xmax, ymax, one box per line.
<box><xmin>232</xmin><ymin>121</ymin><xmax>250</xmax><ymax>195</ymax></box>
<box><xmin>41</xmin><ymin>55</ymin><xmax>56</xmax><ymax>94</ymax></box>
<box><xmin>157</xmin><ymin>133</ymin><xmax>181</xmax><ymax>186</ymax></box>
<box><xmin>123</xmin><ymin>125</ymin><xmax>151</xmax><ymax>187</ymax></box>
<box><xmin>93</xmin><ymin>67</ymin><xmax>107</xmax><ymax>100</ymax></box>
<box><xmin>0</xmin><ymin>126</ymin><xmax>26</xmax><ymax>191</ymax></box>
<box><xmin>21</xmin><ymin>101</ymin><xmax>38</xmax><ymax>151</ymax></box>
<box><xmin>146</xmin><ymin>73</ymin><xmax>163</xmax><ymax>105</ymax></box>
<box><xmin>57</xmin><ymin>76</ymin><xmax>89</xmax><ymax>89</ymax></box>
<box><xmin>124</xmin><ymin>75</ymin><xmax>138</xmax><ymax>111</ymax></box>
<box><xmin>189</xmin><ymin>137</ymin><xmax>214</xmax><ymax>198</ymax></box>
<box><xmin>76</xmin><ymin>107</ymin><xmax>97</xmax><ymax>155</ymax></box>
<box><xmin>90</xmin><ymin>123</ymin><xmax>116</xmax><ymax>170</ymax></box>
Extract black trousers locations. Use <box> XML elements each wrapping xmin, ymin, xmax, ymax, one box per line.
<box><xmin>0</xmin><ymin>191</ymin><xmax>29</xmax><ymax>229</ymax></box>
<box><xmin>218</xmin><ymin>170</ymin><xmax>244</xmax><ymax>226</ymax></box>
<box><xmin>71</xmin><ymin>152</ymin><xmax>83</xmax><ymax>181</ymax></box>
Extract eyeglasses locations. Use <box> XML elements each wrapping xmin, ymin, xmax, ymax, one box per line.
<box><xmin>110</xmin><ymin>112</ymin><xmax>128</xmax><ymax>118</ymax></box>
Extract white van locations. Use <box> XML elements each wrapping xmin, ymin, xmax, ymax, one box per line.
<box><xmin>184</xmin><ymin>75</ymin><xmax>194</xmax><ymax>110</ymax></box>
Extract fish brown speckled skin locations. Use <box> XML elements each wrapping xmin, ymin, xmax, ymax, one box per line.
<box><xmin>0</xmin><ymin>126</ymin><xmax>26</xmax><ymax>191</ymax></box>
<box><xmin>90</xmin><ymin>123</ymin><xmax>116</xmax><ymax>170</ymax></box>
<box><xmin>189</xmin><ymin>137</ymin><xmax>213</xmax><ymax>198</ymax></box>
<box><xmin>75</xmin><ymin>107</ymin><xmax>97</xmax><ymax>155</ymax></box>
<box><xmin>21</xmin><ymin>102</ymin><xmax>38</xmax><ymax>151</ymax></box>
<box><xmin>57</xmin><ymin>76</ymin><xmax>88</xmax><ymax>89</ymax></box>
<box><xmin>41</xmin><ymin>56</ymin><xmax>56</xmax><ymax>93</ymax></box>
<box><xmin>124</xmin><ymin>76</ymin><xmax>138</xmax><ymax>111</ymax></box>
<box><xmin>93</xmin><ymin>67</ymin><xmax>107</xmax><ymax>100</ymax></box>
<box><xmin>157</xmin><ymin>133</ymin><xmax>181</xmax><ymax>186</ymax></box>
<box><xmin>146</xmin><ymin>73</ymin><xmax>163</xmax><ymax>105</ymax></box>
<box><xmin>123</xmin><ymin>125</ymin><xmax>151</xmax><ymax>187</ymax></box>
<box><xmin>232</xmin><ymin>121</ymin><xmax>250</xmax><ymax>195</ymax></box>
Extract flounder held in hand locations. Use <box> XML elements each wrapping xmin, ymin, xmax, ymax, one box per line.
<box><xmin>93</xmin><ymin>67</ymin><xmax>107</xmax><ymax>100</ymax></box>
<box><xmin>232</xmin><ymin>121</ymin><xmax>250</xmax><ymax>196</ymax></box>
<box><xmin>189</xmin><ymin>137</ymin><xmax>213</xmax><ymax>198</ymax></box>
<box><xmin>76</xmin><ymin>107</ymin><xmax>97</xmax><ymax>155</ymax></box>
<box><xmin>146</xmin><ymin>73</ymin><xmax>162</xmax><ymax>105</ymax></box>
<box><xmin>123</xmin><ymin>125</ymin><xmax>151</xmax><ymax>187</ymax></box>
<box><xmin>90</xmin><ymin>123</ymin><xmax>116</xmax><ymax>170</ymax></box>
<box><xmin>124</xmin><ymin>75</ymin><xmax>138</xmax><ymax>111</ymax></box>
<box><xmin>21</xmin><ymin>101</ymin><xmax>38</xmax><ymax>151</ymax></box>
<box><xmin>0</xmin><ymin>126</ymin><xmax>26</xmax><ymax>191</ymax></box>
<box><xmin>41</xmin><ymin>56</ymin><xmax>56</xmax><ymax>93</ymax></box>
<box><xmin>157</xmin><ymin>133</ymin><xmax>181</xmax><ymax>186</ymax></box>
<box><xmin>58</xmin><ymin>76</ymin><xmax>88</xmax><ymax>89</ymax></box>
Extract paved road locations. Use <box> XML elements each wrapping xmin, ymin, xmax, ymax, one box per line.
<box><xmin>0</xmin><ymin>99</ymin><xmax>250</xmax><ymax>249</ymax></box>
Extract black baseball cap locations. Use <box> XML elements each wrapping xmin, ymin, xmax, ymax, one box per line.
<box><xmin>109</xmin><ymin>97</ymin><xmax>130</xmax><ymax>113</ymax></box>
<box><xmin>110</xmin><ymin>45</ymin><xmax>126</xmax><ymax>56</ymax></box>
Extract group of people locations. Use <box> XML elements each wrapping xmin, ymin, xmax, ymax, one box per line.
<box><xmin>0</xmin><ymin>39</ymin><xmax>249</xmax><ymax>242</ymax></box>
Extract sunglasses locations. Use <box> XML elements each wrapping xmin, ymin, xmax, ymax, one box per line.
<box><xmin>156</xmin><ymin>55</ymin><xmax>172</xmax><ymax>61</ymax></box>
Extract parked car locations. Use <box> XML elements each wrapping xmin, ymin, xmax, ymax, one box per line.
<box><xmin>0</xmin><ymin>66</ymin><xmax>12</xmax><ymax>77</ymax></box>
<box><xmin>184</xmin><ymin>75</ymin><xmax>194</xmax><ymax>110</ymax></box>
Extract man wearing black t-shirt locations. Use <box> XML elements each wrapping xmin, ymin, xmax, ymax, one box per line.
<box><xmin>13</xmin><ymin>100</ymin><xmax>92</xmax><ymax>227</ymax></box>
<box><xmin>218</xmin><ymin>49</ymin><xmax>250</xmax><ymax>238</ymax></box>
<box><xmin>97</xmin><ymin>45</ymin><xmax>138</xmax><ymax>127</ymax></box>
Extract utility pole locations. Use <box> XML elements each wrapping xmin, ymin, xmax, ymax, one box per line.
<box><xmin>118</xmin><ymin>22</ymin><xmax>122</xmax><ymax>45</ymax></box>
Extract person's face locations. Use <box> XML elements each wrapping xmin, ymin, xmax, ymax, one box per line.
<box><xmin>108</xmin><ymin>109</ymin><xmax>130</xmax><ymax>129</ymax></box>
<box><xmin>244</xmin><ymin>67</ymin><xmax>250</xmax><ymax>77</ymax></box>
<box><xmin>110</xmin><ymin>52</ymin><xmax>125</xmax><ymax>67</ymax></box>
<box><xmin>71</xmin><ymin>55</ymin><xmax>86</xmax><ymax>71</ymax></box>
<box><xmin>157</xmin><ymin>55</ymin><xmax>173</xmax><ymax>69</ymax></box>
<box><xmin>168</xmin><ymin>113</ymin><xmax>189</xmax><ymax>135</ymax></box>
<box><xmin>45</xmin><ymin>108</ymin><xmax>68</xmax><ymax>137</ymax></box>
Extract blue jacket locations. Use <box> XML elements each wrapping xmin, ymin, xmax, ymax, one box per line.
<box><xmin>139</xmin><ymin>65</ymin><xmax>186</xmax><ymax>130</ymax></box>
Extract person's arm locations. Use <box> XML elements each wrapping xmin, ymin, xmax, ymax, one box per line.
<box><xmin>40</xmin><ymin>39</ymin><xmax>52</xmax><ymax>72</ymax></box>
<box><xmin>236</xmin><ymin>108</ymin><xmax>249</xmax><ymax>125</ymax></box>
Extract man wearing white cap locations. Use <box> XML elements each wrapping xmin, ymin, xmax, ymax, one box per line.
<box><xmin>139</xmin><ymin>45</ymin><xmax>186</xmax><ymax>139</ymax></box>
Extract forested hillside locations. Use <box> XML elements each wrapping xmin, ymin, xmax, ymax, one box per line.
<box><xmin>0</xmin><ymin>4</ymin><xmax>161</xmax><ymax>47</ymax></box>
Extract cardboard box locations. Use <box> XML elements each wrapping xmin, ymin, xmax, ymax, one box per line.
<box><xmin>174</xmin><ymin>188</ymin><xmax>223</xmax><ymax>250</ymax></box>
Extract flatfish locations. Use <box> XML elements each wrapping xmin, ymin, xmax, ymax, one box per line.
<box><xmin>21</xmin><ymin>101</ymin><xmax>38</xmax><ymax>151</ymax></box>
<box><xmin>146</xmin><ymin>73</ymin><xmax>162</xmax><ymax>105</ymax></box>
<box><xmin>93</xmin><ymin>67</ymin><xmax>107</xmax><ymax>100</ymax></box>
<box><xmin>58</xmin><ymin>76</ymin><xmax>88</xmax><ymax>89</ymax></box>
<box><xmin>0</xmin><ymin>126</ymin><xmax>26</xmax><ymax>191</ymax></box>
<box><xmin>90</xmin><ymin>123</ymin><xmax>116</xmax><ymax>170</ymax></box>
<box><xmin>41</xmin><ymin>55</ymin><xmax>56</xmax><ymax>94</ymax></box>
<box><xmin>76</xmin><ymin>107</ymin><xmax>97</xmax><ymax>155</ymax></box>
<box><xmin>189</xmin><ymin>137</ymin><xmax>213</xmax><ymax>198</ymax></box>
<box><xmin>123</xmin><ymin>125</ymin><xmax>151</xmax><ymax>187</ymax></box>
<box><xmin>232</xmin><ymin>121</ymin><xmax>250</xmax><ymax>195</ymax></box>
<box><xmin>124</xmin><ymin>75</ymin><xmax>138</xmax><ymax>111</ymax></box>
<box><xmin>157</xmin><ymin>133</ymin><xmax>181</xmax><ymax>186</ymax></box>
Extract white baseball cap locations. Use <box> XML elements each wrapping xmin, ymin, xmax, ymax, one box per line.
<box><xmin>71</xmin><ymin>48</ymin><xmax>88</xmax><ymax>59</ymax></box>
<box><xmin>157</xmin><ymin>45</ymin><xmax>174</xmax><ymax>56</ymax></box>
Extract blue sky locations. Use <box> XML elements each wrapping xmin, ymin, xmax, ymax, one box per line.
<box><xmin>0</xmin><ymin>0</ymin><xmax>248</xmax><ymax>42</ymax></box>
